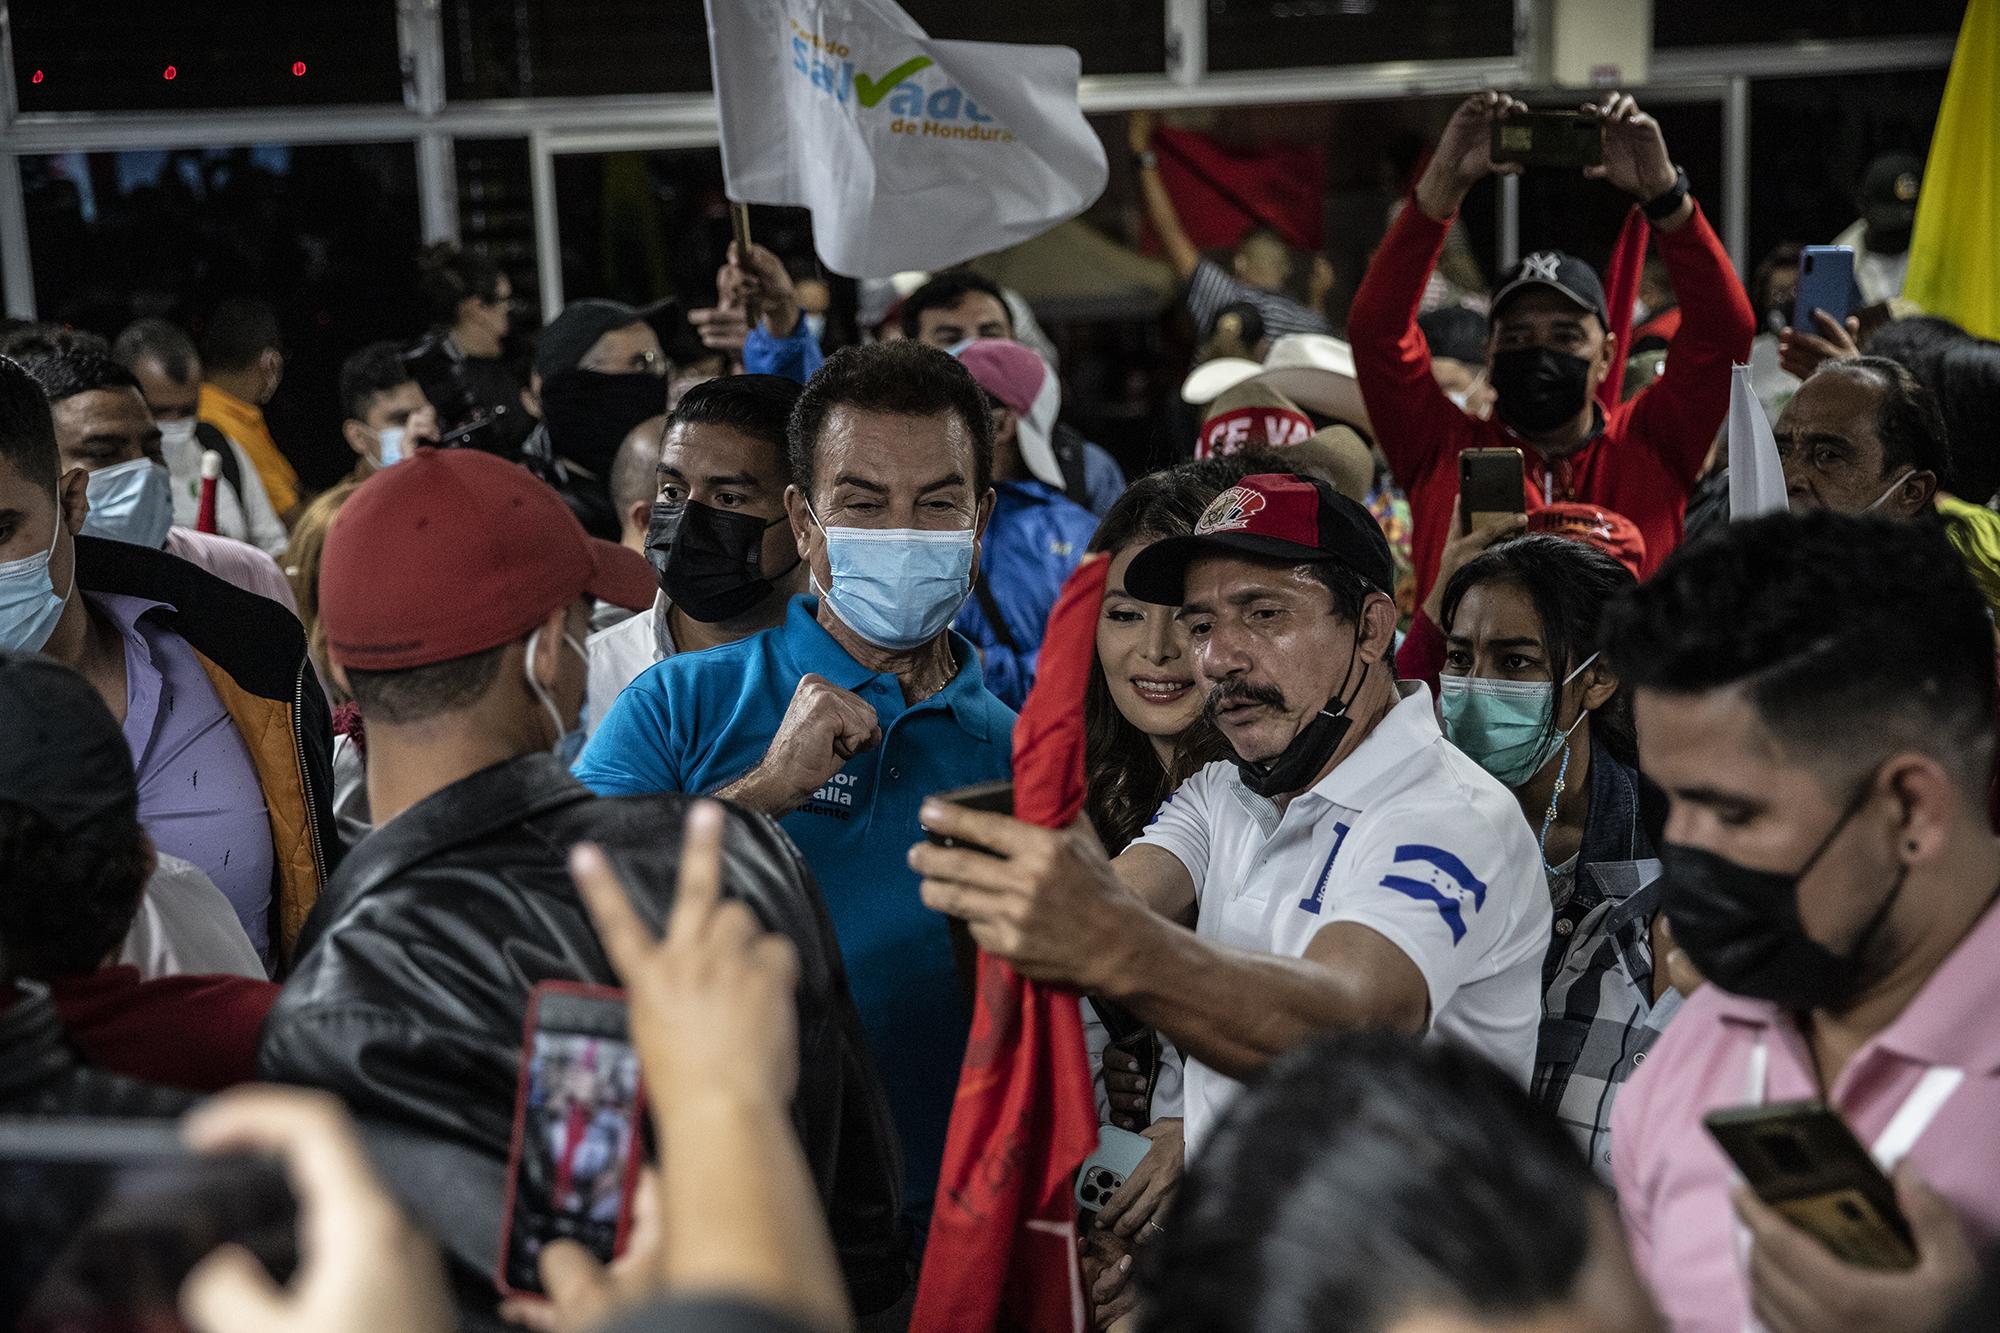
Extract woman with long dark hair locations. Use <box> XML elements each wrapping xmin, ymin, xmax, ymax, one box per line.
<box><xmin>1435</xmin><ymin>534</ymin><xmax>1677</xmax><ymax>1174</ymax></box>
<box><xmin>1082</xmin><ymin>466</ymin><xmax>1237</xmax><ymax>854</ymax></box>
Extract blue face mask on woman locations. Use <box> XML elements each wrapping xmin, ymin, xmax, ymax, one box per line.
<box><xmin>806</xmin><ymin>502</ymin><xmax>975</xmax><ymax>651</ymax></box>
<box><xmin>1438</xmin><ymin>653</ymin><xmax>1598</xmax><ymax>789</ymax></box>
<box><xmin>0</xmin><ymin>515</ymin><xmax>73</xmax><ymax>653</ymax></box>
<box><xmin>81</xmin><ymin>458</ymin><xmax>175</xmax><ymax>550</ymax></box>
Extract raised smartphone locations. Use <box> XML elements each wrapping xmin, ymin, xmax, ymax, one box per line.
<box><xmin>497</xmin><ymin>982</ymin><xmax>647</xmax><ymax>1298</ymax></box>
<box><xmin>1460</xmin><ymin>447</ymin><xmax>1526</xmax><ymax>534</ymax></box>
<box><xmin>1492</xmin><ymin>110</ymin><xmax>1603</xmax><ymax>170</ymax></box>
<box><xmin>1704</xmin><ymin>1099</ymin><xmax>1916</xmax><ymax>1270</ymax></box>
<box><xmin>1792</xmin><ymin>245</ymin><xmax>1857</xmax><ymax>334</ymax></box>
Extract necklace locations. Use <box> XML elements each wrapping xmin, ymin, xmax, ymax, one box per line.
<box><xmin>1537</xmin><ymin>741</ymin><xmax>1573</xmax><ymax>878</ymax></box>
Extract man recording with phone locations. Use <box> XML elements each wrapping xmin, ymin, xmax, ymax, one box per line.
<box><xmin>910</xmin><ymin>472</ymin><xmax>1550</xmax><ymax>1159</ymax></box>
<box><xmin>1349</xmin><ymin>90</ymin><xmax>1755</xmax><ymax>602</ymax></box>
<box><xmin>1603</xmin><ymin>512</ymin><xmax>1996</xmax><ymax>1333</ymax></box>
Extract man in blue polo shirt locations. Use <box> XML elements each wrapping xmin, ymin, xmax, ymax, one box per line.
<box><xmin>575</xmin><ymin>339</ymin><xmax>1014</xmax><ymax>1227</ymax></box>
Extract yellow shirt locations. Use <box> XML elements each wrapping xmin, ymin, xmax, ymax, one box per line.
<box><xmin>1938</xmin><ymin>492</ymin><xmax>2000</xmax><ymax>618</ymax></box>
<box><xmin>199</xmin><ymin>382</ymin><xmax>301</xmax><ymax>516</ymax></box>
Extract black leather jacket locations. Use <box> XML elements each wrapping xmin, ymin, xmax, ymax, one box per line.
<box><xmin>258</xmin><ymin>755</ymin><xmax>908</xmax><ymax>1313</ymax></box>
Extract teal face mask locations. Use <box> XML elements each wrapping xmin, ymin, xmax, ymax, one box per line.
<box><xmin>1438</xmin><ymin>653</ymin><xmax>1598</xmax><ymax>788</ymax></box>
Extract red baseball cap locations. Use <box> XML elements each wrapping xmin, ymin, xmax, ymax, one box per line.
<box><xmin>321</xmin><ymin>448</ymin><xmax>656</xmax><ymax>671</ymax></box>
<box><xmin>1125</xmin><ymin>472</ymin><xmax>1395</xmax><ymax>606</ymax></box>
<box><xmin>1526</xmin><ymin>502</ymin><xmax>1647</xmax><ymax>579</ymax></box>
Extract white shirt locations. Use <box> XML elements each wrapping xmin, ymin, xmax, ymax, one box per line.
<box><xmin>162</xmin><ymin>429</ymin><xmax>288</xmax><ymax>556</ymax></box>
<box><xmin>121</xmin><ymin>852</ymin><xmax>267</xmax><ymax>980</ymax></box>
<box><xmin>584</xmin><ymin>596</ymin><xmax>678</xmax><ymax>737</ymax></box>
<box><xmin>1132</xmin><ymin>682</ymin><xmax>1551</xmax><ymax>1152</ymax></box>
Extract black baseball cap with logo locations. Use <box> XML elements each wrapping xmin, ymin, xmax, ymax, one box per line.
<box><xmin>1125</xmin><ymin>472</ymin><xmax>1396</xmax><ymax>606</ymax></box>
<box><xmin>1492</xmin><ymin>250</ymin><xmax>1610</xmax><ymax>329</ymax></box>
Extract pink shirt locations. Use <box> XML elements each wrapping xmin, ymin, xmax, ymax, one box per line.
<box><xmin>164</xmin><ymin>526</ymin><xmax>298</xmax><ymax>614</ymax></box>
<box><xmin>1612</xmin><ymin>898</ymin><xmax>2000</xmax><ymax>1333</ymax></box>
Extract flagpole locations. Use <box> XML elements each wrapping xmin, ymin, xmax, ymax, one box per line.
<box><xmin>730</xmin><ymin>200</ymin><xmax>761</xmax><ymax>328</ymax></box>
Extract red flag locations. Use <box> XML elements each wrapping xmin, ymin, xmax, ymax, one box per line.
<box><xmin>911</xmin><ymin>554</ymin><xmax>1109</xmax><ymax>1333</ymax></box>
<box><xmin>1597</xmin><ymin>204</ymin><xmax>1650</xmax><ymax>413</ymax></box>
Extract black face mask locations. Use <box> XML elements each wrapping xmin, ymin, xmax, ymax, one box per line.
<box><xmin>538</xmin><ymin>370</ymin><xmax>667</xmax><ymax>477</ymax></box>
<box><xmin>1226</xmin><ymin>618</ymin><xmax>1363</xmax><ymax>800</ymax></box>
<box><xmin>1661</xmin><ymin>780</ymin><xmax>1906</xmax><ymax>1013</ymax></box>
<box><xmin>1490</xmin><ymin>346</ymin><xmax>1594</xmax><ymax>435</ymax></box>
<box><xmin>646</xmin><ymin>499</ymin><xmax>797</xmax><ymax>624</ymax></box>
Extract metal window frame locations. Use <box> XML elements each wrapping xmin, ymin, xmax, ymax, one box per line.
<box><xmin>0</xmin><ymin>0</ymin><xmax>1957</xmax><ymax>322</ymax></box>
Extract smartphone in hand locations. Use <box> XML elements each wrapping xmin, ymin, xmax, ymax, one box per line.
<box><xmin>1705</xmin><ymin>1099</ymin><xmax>1917</xmax><ymax>1270</ymax></box>
<box><xmin>1793</xmin><ymin>245</ymin><xmax>1858</xmax><ymax>333</ymax></box>
<box><xmin>1491</xmin><ymin>110</ymin><xmax>1604</xmax><ymax>170</ymax></box>
<box><xmin>1459</xmin><ymin>448</ymin><xmax>1526</xmax><ymax>535</ymax></box>
<box><xmin>497</xmin><ymin>982</ymin><xmax>647</xmax><ymax>1298</ymax></box>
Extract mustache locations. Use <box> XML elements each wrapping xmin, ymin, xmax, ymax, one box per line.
<box><xmin>1203</xmin><ymin>680</ymin><xmax>1288</xmax><ymax>723</ymax></box>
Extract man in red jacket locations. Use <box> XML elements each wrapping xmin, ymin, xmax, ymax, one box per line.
<box><xmin>1351</xmin><ymin>90</ymin><xmax>1755</xmax><ymax>600</ymax></box>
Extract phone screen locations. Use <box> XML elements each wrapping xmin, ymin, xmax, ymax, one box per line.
<box><xmin>0</xmin><ymin>1120</ymin><xmax>296</xmax><ymax>1332</ymax></box>
<box><xmin>500</xmin><ymin>985</ymin><xmax>646</xmax><ymax>1296</ymax></box>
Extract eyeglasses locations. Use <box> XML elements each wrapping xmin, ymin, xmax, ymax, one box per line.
<box><xmin>583</xmin><ymin>348</ymin><xmax>666</xmax><ymax>377</ymax></box>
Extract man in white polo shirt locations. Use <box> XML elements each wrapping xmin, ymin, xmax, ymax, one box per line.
<box><xmin>912</xmin><ymin>471</ymin><xmax>1549</xmax><ymax>1151</ymax></box>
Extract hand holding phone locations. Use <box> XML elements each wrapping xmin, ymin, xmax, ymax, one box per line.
<box><xmin>1706</xmin><ymin>1101</ymin><xmax>1915</xmax><ymax>1270</ymax></box>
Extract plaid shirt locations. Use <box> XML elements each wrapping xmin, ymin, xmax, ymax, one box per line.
<box><xmin>1531</xmin><ymin>744</ymin><xmax>1683</xmax><ymax>1178</ymax></box>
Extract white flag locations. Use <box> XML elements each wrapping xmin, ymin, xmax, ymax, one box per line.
<box><xmin>1728</xmin><ymin>363</ymin><xmax>1789</xmax><ymax>520</ymax></box>
<box><xmin>703</xmin><ymin>0</ymin><xmax>1108</xmax><ymax>279</ymax></box>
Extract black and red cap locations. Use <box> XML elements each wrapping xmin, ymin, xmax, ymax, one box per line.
<box><xmin>1125</xmin><ymin>471</ymin><xmax>1395</xmax><ymax>606</ymax></box>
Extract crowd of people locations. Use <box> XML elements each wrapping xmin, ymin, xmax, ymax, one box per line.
<box><xmin>4</xmin><ymin>85</ymin><xmax>2000</xmax><ymax>1333</ymax></box>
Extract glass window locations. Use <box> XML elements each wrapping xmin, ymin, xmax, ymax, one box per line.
<box><xmin>443</xmin><ymin>0</ymin><xmax>1162</xmax><ymax>99</ymax></box>
<box><xmin>899</xmin><ymin>1</ymin><xmax>1165</xmax><ymax>75</ymax></box>
<box><xmin>1656</xmin><ymin>1</ymin><xmax>1966</xmax><ymax>48</ymax></box>
<box><xmin>1747</xmin><ymin>69</ymin><xmax>1949</xmax><ymax>271</ymax></box>
<box><xmin>11</xmin><ymin>0</ymin><xmax>403</xmax><ymax>112</ymax></box>
<box><xmin>444</xmin><ymin>0</ymin><xmax>713</xmax><ymax>98</ymax></box>
<box><xmin>1207</xmin><ymin>0</ymin><xmax>1514</xmax><ymax>73</ymax></box>
<box><xmin>456</xmin><ymin>138</ymin><xmax>540</xmax><ymax>316</ymax></box>
<box><xmin>23</xmin><ymin>144</ymin><xmax>425</xmax><ymax>492</ymax></box>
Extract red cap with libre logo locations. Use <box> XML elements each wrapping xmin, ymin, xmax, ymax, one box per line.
<box><xmin>1125</xmin><ymin>471</ymin><xmax>1395</xmax><ymax>606</ymax></box>
<box><xmin>1526</xmin><ymin>502</ymin><xmax>1647</xmax><ymax>579</ymax></box>
<box><xmin>320</xmin><ymin>448</ymin><xmax>656</xmax><ymax>671</ymax></box>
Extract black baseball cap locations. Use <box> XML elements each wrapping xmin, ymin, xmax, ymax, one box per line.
<box><xmin>1492</xmin><ymin>250</ymin><xmax>1609</xmax><ymax>329</ymax></box>
<box><xmin>534</xmin><ymin>297</ymin><xmax>704</xmax><ymax>380</ymax></box>
<box><xmin>1125</xmin><ymin>472</ymin><xmax>1395</xmax><ymax>606</ymax></box>
<box><xmin>1862</xmin><ymin>152</ymin><xmax>1923</xmax><ymax>231</ymax></box>
<box><xmin>0</xmin><ymin>651</ymin><xmax>137</xmax><ymax>833</ymax></box>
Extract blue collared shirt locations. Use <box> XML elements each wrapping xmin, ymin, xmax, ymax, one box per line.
<box><xmin>574</xmin><ymin>595</ymin><xmax>1014</xmax><ymax>1211</ymax></box>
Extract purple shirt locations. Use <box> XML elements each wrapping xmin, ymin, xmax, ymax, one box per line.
<box><xmin>91</xmin><ymin>592</ymin><xmax>275</xmax><ymax>969</ymax></box>
<box><xmin>1613</xmin><ymin>899</ymin><xmax>2000</xmax><ymax>1333</ymax></box>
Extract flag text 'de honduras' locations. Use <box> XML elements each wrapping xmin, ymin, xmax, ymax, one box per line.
<box><xmin>704</xmin><ymin>0</ymin><xmax>1109</xmax><ymax>278</ymax></box>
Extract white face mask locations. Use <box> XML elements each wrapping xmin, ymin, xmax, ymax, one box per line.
<box><xmin>373</xmin><ymin>426</ymin><xmax>407</xmax><ymax>468</ymax></box>
<box><xmin>1863</xmin><ymin>469</ymin><xmax>1916</xmax><ymax>513</ymax></box>
<box><xmin>157</xmin><ymin>418</ymin><xmax>198</xmax><ymax>450</ymax></box>
<box><xmin>524</xmin><ymin>625</ymin><xmax>590</xmax><ymax>762</ymax></box>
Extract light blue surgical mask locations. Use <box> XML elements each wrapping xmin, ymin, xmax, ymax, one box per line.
<box><xmin>0</xmin><ymin>514</ymin><xmax>72</xmax><ymax>653</ymax></box>
<box><xmin>1438</xmin><ymin>653</ymin><xmax>1598</xmax><ymax>789</ymax></box>
<box><xmin>525</xmin><ymin>624</ymin><xmax>590</xmax><ymax>764</ymax></box>
<box><xmin>374</xmin><ymin>426</ymin><xmax>407</xmax><ymax>468</ymax></box>
<box><xmin>806</xmin><ymin>502</ymin><xmax>975</xmax><ymax>651</ymax></box>
<box><xmin>81</xmin><ymin>458</ymin><xmax>174</xmax><ymax>550</ymax></box>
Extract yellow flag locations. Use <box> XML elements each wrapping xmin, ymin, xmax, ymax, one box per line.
<box><xmin>1905</xmin><ymin>0</ymin><xmax>2000</xmax><ymax>339</ymax></box>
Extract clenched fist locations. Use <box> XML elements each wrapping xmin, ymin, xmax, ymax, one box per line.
<box><xmin>723</xmin><ymin>673</ymin><xmax>881</xmax><ymax>816</ymax></box>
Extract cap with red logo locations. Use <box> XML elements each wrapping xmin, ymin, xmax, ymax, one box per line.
<box><xmin>320</xmin><ymin>448</ymin><xmax>657</xmax><ymax>671</ymax></box>
<box><xmin>1525</xmin><ymin>502</ymin><xmax>1646</xmax><ymax>579</ymax></box>
<box><xmin>1124</xmin><ymin>472</ymin><xmax>1395</xmax><ymax>606</ymax></box>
